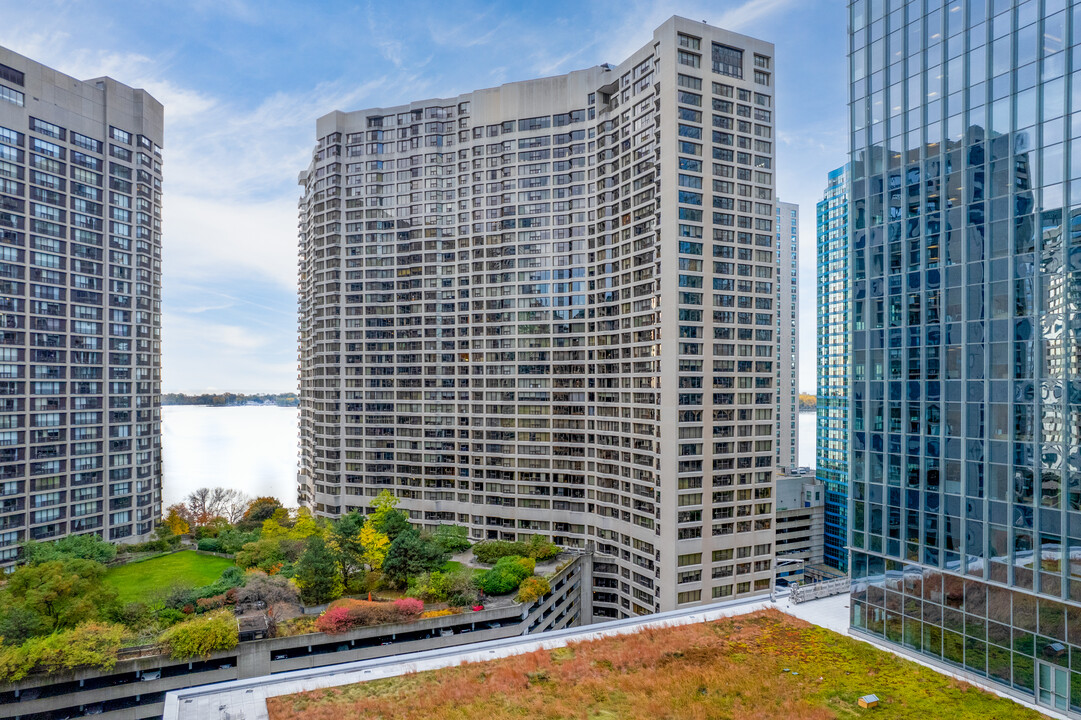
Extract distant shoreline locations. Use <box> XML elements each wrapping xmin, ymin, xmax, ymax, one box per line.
<box><xmin>162</xmin><ymin>392</ymin><xmax>298</xmax><ymax>408</ymax></box>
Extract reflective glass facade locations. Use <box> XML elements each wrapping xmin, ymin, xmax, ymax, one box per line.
<box><xmin>817</xmin><ymin>165</ymin><xmax>849</xmax><ymax>571</ymax></box>
<box><xmin>848</xmin><ymin>0</ymin><xmax>1081</xmax><ymax>713</ymax></box>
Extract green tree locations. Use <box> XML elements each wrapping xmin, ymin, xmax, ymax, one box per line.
<box><xmin>23</xmin><ymin>534</ymin><xmax>117</xmax><ymax>565</ymax></box>
<box><xmin>4</xmin><ymin>559</ymin><xmax>117</xmax><ymax>631</ymax></box>
<box><xmin>369</xmin><ymin>490</ymin><xmax>400</xmax><ymax>529</ymax></box>
<box><xmin>0</xmin><ymin>606</ymin><xmax>48</xmax><ymax>646</ymax></box>
<box><xmin>327</xmin><ymin>511</ymin><xmax>366</xmax><ymax>589</ymax></box>
<box><xmin>374</xmin><ymin>509</ymin><xmax>411</xmax><ymax>540</ymax></box>
<box><xmin>477</xmin><ymin>556</ymin><xmax>535</xmax><ymax>595</ymax></box>
<box><xmin>242</xmin><ymin>496</ymin><xmax>284</xmax><ymax>523</ymax></box>
<box><xmin>431</xmin><ymin>524</ymin><xmax>472</xmax><ymax>553</ymax></box>
<box><xmin>294</xmin><ymin>536</ymin><xmax>342</xmax><ymax>605</ymax></box>
<box><xmin>382</xmin><ymin>529</ymin><xmax>449</xmax><ymax>588</ymax></box>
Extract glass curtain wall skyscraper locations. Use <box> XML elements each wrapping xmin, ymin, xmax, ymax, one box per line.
<box><xmin>817</xmin><ymin>165</ymin><xmax>849</xmax><ymax>571</ymax></box>
<box><xmin>298</xmin><ymin>16</ymin><xmax>784</xmax><ymax>619</ymax></box>
<box><xmin>848</xmin><ymin>0</ymin><xmax>1081</xmax><ymax>713</ymax></box>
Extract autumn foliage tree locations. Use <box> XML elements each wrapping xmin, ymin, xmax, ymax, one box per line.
<box><xmin>163</xmin><ymin>504</ymin><xmax>191</xmax><ymax>535</ymax></box>
<box><xmin>183</xmin><ymin>487</ymin><xmax>252</xmax><ymax>526</ymax></box>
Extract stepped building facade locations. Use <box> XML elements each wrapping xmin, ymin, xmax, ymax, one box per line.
<box><xmin>298</xmin><ymin>17</ymin><xmax>791</xmax><ymax>618</ymax></box>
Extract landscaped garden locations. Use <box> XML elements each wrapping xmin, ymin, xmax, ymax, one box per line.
<box><xmin>0</xmin><ymin>488</ymin><xmax>562</xmax><ymax>683</ymax></box>
<box><xmin>267</xmin><ymin>610</ymin><xmax>1051</xmax><ymax>720</ymax></box>
<box><xmin>104</xmin><ymin>551</ymin><xmax>235</xmax><ymax>604</ymax></box>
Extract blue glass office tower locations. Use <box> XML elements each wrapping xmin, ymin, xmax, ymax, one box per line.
<box><xmin>848</xmin><ymin>0</ymin><xmax>1081</xmax><ymax>713</ymax></box>
<box><xmin>817</xmin><ymin>165</ymin><xmax>849</xmax><ymax>571</ymax></box>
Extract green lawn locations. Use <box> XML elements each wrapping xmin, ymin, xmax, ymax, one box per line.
<box><xmin>104</xmin><ymin>551</ymin><xmax>235</xmax><ymax>604</ymax></box>
<box><xmin>440</xmin><ymin>560</ymin><xmax>464</xmax><ymax>573</ymax></box>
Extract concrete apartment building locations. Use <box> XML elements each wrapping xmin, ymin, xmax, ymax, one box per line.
<box><xmin>298</xmin><ymin>16</ymin><xmax>790</xmax><ymax>618</ymax></box>
<box><xmin>776</xmin><ymin>200</ymin><xmax>798</xmax><ymax>471</ymax></box>
<box><xmin>0</xmin><ymin>47</ymin><xmax>164</xmax><ymax>568</ymax></box>
<box><xmin>847</xmin><ymin>0</ymin><xmax>1081</xmax><ymax>715</ymax></box>
<box><xmin>774</xmin><ymin>469</ymin><xmax>825</xmax><ymax>585</ymax></box>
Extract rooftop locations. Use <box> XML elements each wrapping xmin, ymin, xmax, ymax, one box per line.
<box><xmin>164</xmin><ymin>594</ymin><xmax>1064</xmax><ymax>720</ymax></box>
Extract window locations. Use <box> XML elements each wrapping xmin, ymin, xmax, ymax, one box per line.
<box><xmin>753</xmin><ymin>54</ymin><xmax>770</xmax><ymax>69</ymax></box>
<box><xmin>677</xmin><ymin>33</ymin><xmax>701</xmax><ymax>51</ymax></box>
<box><xmin>754</xmin><ymin>70</ymin><xmax>770</xmax><ymax>86</ymax></box>
<box><xmin>0</xmin><ymin>85</ymin><xmax>24</xmax><ymax>107</ymax></box>
<box><xmin>0</xmin><ymin>63</ymin><xmax>24</xmax><ymax>87</ymax></box>
<box><xmin>29</xmin><ymin>118</ymin><xmax>64</xmax><ymax>140</ymax></box>
<box><xmin>109</xmin><ymin>127</ymin><xmax>131</xmax><ymax>144</ymax></box>
<box><xmin>677</xmin><ymin>73</ymin><xmax>702</xmax><ymax>90</ymax></box>
<box><xmin>71</xmin><ymin>133</ymin><xmax>102</xmax><ymax>153</ymax></box>
<box><xmin>712</xmin><ymin>43</ymin><xmax>743</xmax><ymax>78</ymax></box>
<box><xmin>677</xmin><ymin>589</ymin><xmax>701</xmax><ymax>603</ymax></box>
<box><xmin>677</xmin><ymin>50</ymin><xmax>701</xmax><ymax>69</ymax></box>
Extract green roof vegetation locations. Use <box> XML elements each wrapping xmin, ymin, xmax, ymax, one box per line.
<box><xmin>104</xmin><ymin>551</ymin><xmax>235</xmax><ymax>605</ymax></box>
<box><xmin>267</xmin><ymin>610</ymin><xmax>1049</xmax><ymax>720</ymax></box>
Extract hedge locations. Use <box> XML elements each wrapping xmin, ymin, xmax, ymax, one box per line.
<box><xmin>159</xmin><ymin>610</ymin><xmax>238</xmax><ymax>659</ymax></box>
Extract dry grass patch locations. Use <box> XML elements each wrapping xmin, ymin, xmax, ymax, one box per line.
<box><xmin>267</xmin><ymin>609</ymin><xmax>1049</xmax><ymax>720</ymax></box>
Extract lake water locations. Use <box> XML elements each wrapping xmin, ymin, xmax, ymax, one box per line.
<box><xmin>162</xmin><ymin>406</ymin><xmax>821</xmax><ymax>508</ymax></box>
<box><xmin>162</xmin><ymin>406</ymin><xmax>300</xmax><ymax>507</ymax></box>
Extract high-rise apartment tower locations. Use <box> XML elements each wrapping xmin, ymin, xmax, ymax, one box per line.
<box><xmin>816</xmin><ymin>165</ymin><xmax>849</xmax><ymax>571</ymax></box>
<box><xmin>848</xmin><ymin>1</ymin><xmax>1081</xmax><ymax>713</ymax></box>
<box><xmin>299</xmin><ymin>16</ymin><xmax>783</xmax><ymax>618</ymax></box>
<box><xmin>776</xmin><ymin>200</ymin><xmax>799</xmax><ymax>471</ymax></box>
<box><xmin>0</xmin><ymin>47</ymin><xmax>164</xmax><ymax>568</ymax></box>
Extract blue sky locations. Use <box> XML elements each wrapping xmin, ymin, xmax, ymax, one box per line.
<box><xmin>0</xmin><ymin>0</ymin><xmax>847</xmax><ymax>393</ymax></box>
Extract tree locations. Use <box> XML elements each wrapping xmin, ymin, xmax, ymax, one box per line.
<box><xmin>0</xmin><ymin>606</ymin><xmax>48</xmax><ymax>646</ymax></box>
<box><xmin>477</xmin><ymin>556</ymin><xmax>535</xmax><ymax>595</ymax></box>
<box><xmin>369</xmin><ymin>490</ymin><xmax>399</xmax><ymax>528</ymax></box>
<box><xmin>374</xmin><ymin>509</ymin><xmax>412</xmax><ymax>540</ymax></box>
<box><xmin>359</xmin><ymin>523</ymin><xmax>390</xmax><ymax>571</ymax></box>
<box><xmin>4</xmin><ymin>559</ymin><xmax>117</xmax><ymax>631</ymax></box>
<box><xmin>431</xmin><ymin>524</ymin><xmax>472</xmax><ymax>553</ymax></box>
<box><xmin>184</xmin><ymin>487</ymin><xmax>251</xmax><ymax>526</ymax></box>
<box><xmin>293</xmin><ymin>536</ymin><xmax>342</xmax><ymax>605</ymax></box>
<box><xmin>236</xmin><ymin>571</ymin><xmax>299</xmax><ymax>606</ymax></box>
<box><xmin>23</xmin><ymin>534</ymin><xmax>117</xmax><ymax>565</ymax></box>
<box><xmin>382</xmin><ymin>529</ymin><xmax>449</xmax><ymax>588</ymax></box>
<box><xmin>164</xmin><ymin>503</ymin><xmax>192</xmax><ymax>535</ymax></box>
<box><xmin>242</xmin><ymin>496</ymin><xmax>283</xmax><ymax>523</ymax></box>
<box><xmin>290</xmin><ymin>507</ymin><xmax>322</xmax><ymax>540</ymax></box>
<box><xmin>327</xmin><ymin>511</ymin><xmax>366</xmax><ymax>588</ymax></box>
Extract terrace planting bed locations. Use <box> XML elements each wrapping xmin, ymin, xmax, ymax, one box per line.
<box><xmin>267</xmin><ymin>609</ymin><xmax>1049</xmax><ymax>720</ymax></box>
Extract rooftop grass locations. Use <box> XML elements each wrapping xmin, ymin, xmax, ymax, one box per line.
<box><xmin>104</xmin><ymin>550</ymin><xmax>235</xmax><ymax>604</ymax></box>
<box><xmin>267</xmin><ymin>609</ymin><xmax>1049</xmax><ymax>720</ymax></box>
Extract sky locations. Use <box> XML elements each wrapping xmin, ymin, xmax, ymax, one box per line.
<box><xmin>0</xmin><ymin>0</ymin><xmax>848</xmax><ymax>394</ymax></box>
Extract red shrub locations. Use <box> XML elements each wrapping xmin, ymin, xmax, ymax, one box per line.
<box><xmin>316</xmin><ymin>599</ymin><xmax>412</xmax><ymax>634</ymax></box>
<box><xmin>195</xmin><ymin>594</ymin><xmax>227</xmax><ymax>612</ymax></box>
<box><xmin>393</xmin><ymin>598</ymin><xmax>424</xmax><ymax>617</ymax></box>
<box><xmin>315</xmin><ymin>606</ymin><xmax>355</xmax><ymax>634</ymax></box>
